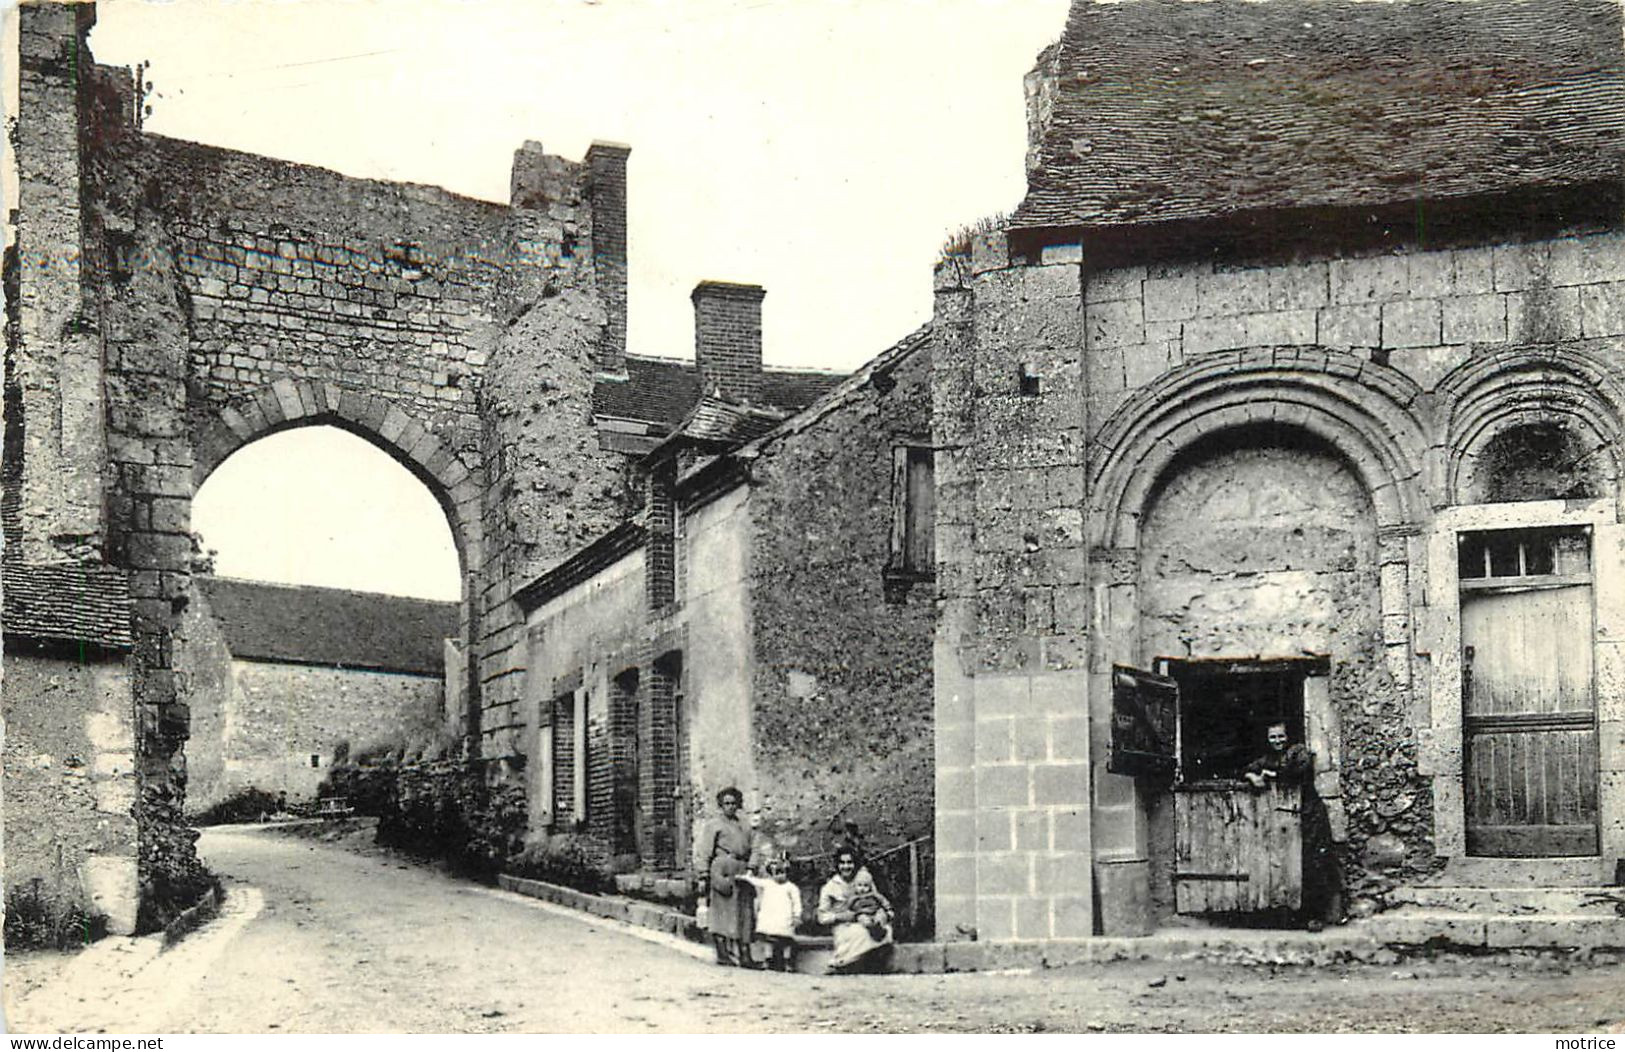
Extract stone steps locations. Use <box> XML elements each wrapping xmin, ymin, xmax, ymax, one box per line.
<box><xmin>1388</xmin><ymin>885</ymin><xmax>1625</xmax><ymax>916</ymax></box>
<box><xmin>1365</xmin><ymin>909</ymin><xmax>1625</xmax><ymax>950</ymax></box>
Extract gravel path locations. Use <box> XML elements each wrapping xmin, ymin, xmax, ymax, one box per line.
<box><xmin>14</xmin><ymin>825</ymin><xmax>1625</xmax><ymax>1034</ymax></box>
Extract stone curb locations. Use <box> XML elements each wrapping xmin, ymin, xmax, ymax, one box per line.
<box><xmin>162</xmin><ymin>883</ymin><xmax>225</xmax><ymax>947</ymax></box>
<box><xmin>493</xmin><ymin>873</ymin><xmax>1369</xmax><ymax>972</ymax></box>
<box><xmin>495</xmin><ymin>874</ymin><xmax>1625</xmax><ymax>972</ymax></box>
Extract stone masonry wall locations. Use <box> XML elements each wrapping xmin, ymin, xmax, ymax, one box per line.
<box><xmin>932</xmin><ymin>245</ymin><xmax>1095</xmax><ymax>943</ymax></box>
<box><xmin>936</xmin><ymin>218</ymin><xmax>1625</xmax><ymax>938</ymax></box>
<box><xmin>180</xmin><ymin>586</ymin><xmax>444</xmax><ymax>812</ymax></box>
<box><xmin>9</xmin><ymin>0</ymin><xmax>635</xmax><ymax>925</ymax></box>
<box><xmin>143</xmin><ymin>133</ymin><xmax>504</xmax><ymax>462</ymax></box>
<box><xmin>475</xmin><ymin>142</ymin><xmax>637</xmax><ymax>769</ymax></box>
<box><xmin>1137</xmin><ymin>440</ymin><xmax>1404</xmax><ymax>916</ymax></box>
<box><xmin>12</xmin><ymin>2</ymin><xmax>104</xmax><ymax>565</ymax></box>
<box><xmin>2</xmin><ymin>649</ymin><xmax>140</xmax><ymax>935</ymax></box>
<box><xmin>746</xmin><ymin>343</ymin><xmax>936</xmax><ymax>858</ymax></box>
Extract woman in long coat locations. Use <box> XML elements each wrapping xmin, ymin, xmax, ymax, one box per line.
<box><xmin>695</xmin><ymin>785</ymin><xmax>757</xmax><ymax>967</ymax></box>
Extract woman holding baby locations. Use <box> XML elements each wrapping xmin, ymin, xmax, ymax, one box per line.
<box><xmin>816</xmin><ymin>846</ymin><xmax>895</xmax><ymax>974</ymax></box>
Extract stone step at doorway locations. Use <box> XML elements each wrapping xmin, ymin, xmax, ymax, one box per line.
<box><xmin>1365</xmin><ymin>908</ymin><xmax>1625</xmax><ymax>950</ymax></box>
<box><xmin>1389</xmin><ymin>885</ymin><xmax>1625</xmax><ymax>916</ymax></box>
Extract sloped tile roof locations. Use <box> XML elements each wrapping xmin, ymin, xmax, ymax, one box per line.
<box><xmin>1012</xmin><ymin>0</ymin><xmax>1625</xmax><ymax>233</ymax></box>
<box><xmin>592</xmin><ymin>356</ymin><xmax>845</xmax><ymax>430</ymax></box>
<box><xmin>2</xmin><ymin>563</ymin><xmax>134</xmax><ymax>651</ymax></box>
<box><xmin>678</xmin><ymin>396</ymin><xmax>790</xmax><ymax>445</ymax></box>
<box><xmin>196</xmin><ymin>576</ymin><xmax>457</xmax><ymax>676</ymax></box>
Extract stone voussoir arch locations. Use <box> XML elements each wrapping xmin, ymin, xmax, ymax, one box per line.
<box><xmin>192</xmin><ymin>377</ymin><xmax>484</xmax><ymax>574</ymax></box>
<box><xmin>1089</xmin><ymin>347</ymin><xmax>1428</xmax><ymax>548</ymax></box>
<box><xmin>1433</xmin><ymin>344</ymin><xmax>1625</xmax><ymax>505</ymax></box>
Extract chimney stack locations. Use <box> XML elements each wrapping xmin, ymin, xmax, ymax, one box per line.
<box><xmin>586</xmin><ymin>141</ymin><xmax>631</xmax><ymax>377</ymax></box>
<box><xmin>692</xmin><ymin>281</ymin><xmax>765</xmax><ymax>404</ymax></box>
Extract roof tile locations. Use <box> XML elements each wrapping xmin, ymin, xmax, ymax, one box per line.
<box><xmin>1012</xmin><ymin>0</ymin><xmax>1625</xmax><ymax>232</ymax></box>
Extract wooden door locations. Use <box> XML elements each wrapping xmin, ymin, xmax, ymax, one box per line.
<box><xmin>1174</xmin><ymin>784</ymin><xmax>1302</xmax><ymax>913</ymax></box>
<box><xmin>1462</xmin><ymin>578</ymin><xmax>1600</xmax><ymax>857</ymax></box>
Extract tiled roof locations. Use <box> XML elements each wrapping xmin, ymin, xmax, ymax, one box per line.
<box><xmin>2</xmin><ymin>563</ymin><xmax>134</xmax><ymax>651</ymax></box>
<box><xmin>592</xmin><ymin>356</ymin><xmax>845</xmax><ymax>430</ymax></box>
<box><xmin>1011</xmin><ymin>0</ymin><xmax>1625</xmax><ymax>233</ymax></box>
<box><xmin>677</xmin><ymin>397</ymin><xmax>789</xmax><ymax>445</ymax></box>
<box><xmin>196</xmin><ymin>576</ymin><xmax>457</xmax><ymax>676</ymax></box>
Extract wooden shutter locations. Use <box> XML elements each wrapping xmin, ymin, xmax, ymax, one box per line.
<box><xmin>1108</xmin><ymin>664</ymin><xmax>1178</xmax><ymax>778</ymax></box>
<box><xmin>904</xmin><ymin>448</ymin><xmax>935</xmax><ymax>572</ymax></box>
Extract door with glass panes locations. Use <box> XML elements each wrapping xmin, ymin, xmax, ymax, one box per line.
<box><xmin>1459</xmin><ymin>527</ymin><xmax>1600</xmax><ymax>857</ymax></box>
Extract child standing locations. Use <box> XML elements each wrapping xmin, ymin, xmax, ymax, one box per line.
<box><xmin>743</xmin><ymin>856</ymin><xmax>803</xmax><ymax>972</ymax></box>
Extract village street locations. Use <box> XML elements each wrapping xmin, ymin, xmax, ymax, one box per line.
<box><xmin>6</xmin><ymin>824</ymin><xmax>1625</xmax><ymax>1034</ymax></box>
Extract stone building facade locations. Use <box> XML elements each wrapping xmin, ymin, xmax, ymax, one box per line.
<box><xmin>514</xmin><ymin>289</ymin><xmax>935</xmax><ymax>880</ymax></box>
<box><xmin>180</xmin><ymin>578</ymin><xmax>457</xmax><ymax>813</ymax></box>
<box><xmin>933</xmin><ymin>0</ymin><xmax>1625</xmax><ymax>942</ymax></box>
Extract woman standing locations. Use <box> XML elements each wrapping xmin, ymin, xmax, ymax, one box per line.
<box><xmin>695</xmin><ymin>786</ymin><xmax>758</xmax><ymax>967</ymax></box>
<box><xmin>816</xmin><ymin>847</ymin><xmax>895</xmax><ymax>974</ymax></box>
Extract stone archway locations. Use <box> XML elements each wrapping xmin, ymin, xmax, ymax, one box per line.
<box><xmin>186</xmin><ymin>378</ymin><xmax>486</xmax><ymax>742</ymax></box>
<box><xmin>1088</xmin><ymin>349</ymin><xmax>1427</xmax><ymax>550</ymax></box>
<box><xmin>191</xmin><ymin>378</ymin><xmax>484</xmax><ymax>574</ymax></box>
<box><xmin>1434</xmin><ymin>346</ymin><xmax>1625</xmax><ymax>508</ymax></box>
<box><xmin>1084</xmin><ymin>349</ymin><xmax>1432</xmax><ymax>919</ymax></box>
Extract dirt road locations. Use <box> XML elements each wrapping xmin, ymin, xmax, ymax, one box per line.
<box><xmin>48</xmin><ymin>827</ymin><xmax>1625</xmax><ymax>1032</ymax></box>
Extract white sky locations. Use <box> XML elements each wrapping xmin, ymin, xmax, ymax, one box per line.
<box><xmin>192</xmin><ymin>426</ymin><xmax>463</xmax><ymax>599</ymax></box>
<box><xmin>23</xmin><ymin>0</ymin><xmax>1072</xmax><ymax>597</ymax></box>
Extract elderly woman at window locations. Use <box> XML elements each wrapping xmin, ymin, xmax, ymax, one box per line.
<box><xmin>695</xmin><ymin>785</ymin><xmax>759</xmax><ymax>968</ymax></box>
<box><xmin>816</xmin><ymin>846</ymin><xmax>894</xmax><ymax>974</ymax></box>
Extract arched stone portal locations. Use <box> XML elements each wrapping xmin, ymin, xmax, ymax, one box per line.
<box><xmin>192</xmin><ymin>379</ymin><xmax>484</xmax><ymax>575</ymax></box>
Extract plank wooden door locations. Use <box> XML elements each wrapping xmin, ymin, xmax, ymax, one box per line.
<box><xmin>1173</xmin><ymin>784</ymin><xmax>1302</xmax><ymax>913</ymax></box>
<box><xmin>1462</xmin><ymin>579</ymin><xmax>1599</xmax><ymax>857</ymax></box>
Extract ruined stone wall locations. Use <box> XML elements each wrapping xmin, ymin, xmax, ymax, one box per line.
<box><xmin>136</xmin><ymin>133</ymin><xmax>504</xmax><ymax>461</ymax></box>
<box><xmin>474</xmin><ymin>143</ymin><xmax>636</xmax><ymax>770</ymax></box>
<box><xmin>1</xmin><ymin>649</ymin><xmax>140</xmax><ymax>935</ymax></box>
<box><xmin>746</xmin><ymin>345</ymin><xmax>936</xmax><ymax>858</ymax></box>
<box><xmin>11</xmin><ymin>2</ymin><xmax>104</xmax><ymax>565</ymax></box>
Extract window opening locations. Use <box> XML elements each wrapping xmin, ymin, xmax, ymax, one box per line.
<box><xmin>1457</xmin><ymin>526</ymin><xmax>1589</xmax><ymax>584</ymax></box>
<box><xmin>1157</xmin><ymin>657</ymin><xmax>1325</xmax><ymax>783</ymax></box>
<box><xmin>888</xmin><ymin>445</ymin><xmax>936</xmax><ymax>582</ymax></box>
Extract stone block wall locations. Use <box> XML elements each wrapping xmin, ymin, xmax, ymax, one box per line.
<box><xmin>2</xmin><ymin>649</ymin><xmax>140</xmax><ymax>935</ymax></box>
<box><xmin>745</xmin><ymin>337</ymin><xmax>936</xmax><ymax>860</ymax></box>
<box><xmin>935</xmin><ymin>216</ymin><xmax>1625</xmax><ymax>937</ymax></box>
<box><xmin>12</xmin><ymin>2</ymin><xmax>104</xmax><ymax>565</ymax></box>
<box><xmin>932</xmin><ymin>245</ymin><xmax>1095</xmax><ymax>942</ymax></box>
<box><xmin>178</xmin><ymin>585</ymin><xmax>446</xmax><ymax>811</ymax></box>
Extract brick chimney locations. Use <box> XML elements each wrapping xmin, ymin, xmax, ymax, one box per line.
<box><xmin>586</xmin><ymin>141</ymin><xmax>631</xmax><ymax>377</ymax></box>
<box><xmin>692</xmin><ymin>281</ymin><xmax>764</xmax><ymax>404</ymax></box>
